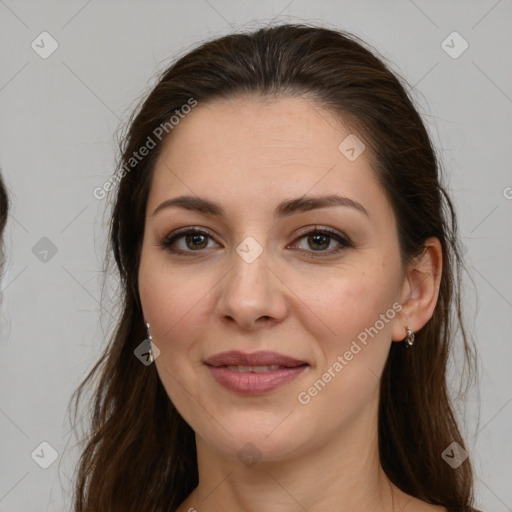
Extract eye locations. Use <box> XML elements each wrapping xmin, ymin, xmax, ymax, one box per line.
<box><xmin>289</xmin><ymin>227</ymin><xmax>352</xmax><ymax>258</ymax></box>
<box><xmin>158</xmin><ymin>226</ymin><xmax>352</xmax><ymax>258</ymax></box>
<box><xmin>158</xmin><ymin>228</ymin><xmax>218</xmax><ymax>256</ymax></box>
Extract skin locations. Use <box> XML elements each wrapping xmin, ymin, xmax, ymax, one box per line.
<box><xmin>138</xmin><ymin>95</ymin><xmax>444</xmax><ymax>512</ymax></box>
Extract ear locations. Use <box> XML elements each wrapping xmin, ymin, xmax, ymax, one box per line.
<box><xmin>391</xmin><ymin>237</ymin><xmax>443</xmax><ymax>342</ymax></box>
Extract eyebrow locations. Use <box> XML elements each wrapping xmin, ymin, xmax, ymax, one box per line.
<box><xmin>152</xmin><ymin>194</ymin><xmax>369</xmax><ymax>220</ymax></box>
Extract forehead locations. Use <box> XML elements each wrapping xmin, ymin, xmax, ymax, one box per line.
<box><xmin>158</xmin><ymin>95</ymin><xmax>356</xmax><ymax>168</ymax></box>
<box><xmin>148</xmin><ymin>95</ymin><xmax>390</xmax><ymax>222</ymax></box>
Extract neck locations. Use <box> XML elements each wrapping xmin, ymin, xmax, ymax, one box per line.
<box><xmin>178</xmin><ymin>401</ymin><xmax>407</xmax><ymax>512</ymax></box>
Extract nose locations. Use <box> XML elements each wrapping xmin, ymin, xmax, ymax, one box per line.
<box><xmin>215</xmin><ymin>247</ymin><xmax>288</xmax><ymax>331</ymax></box>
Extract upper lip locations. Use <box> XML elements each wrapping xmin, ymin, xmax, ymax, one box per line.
<box><xmin>204</xmin><ymin>350</ymin><xmax>308</xmax><ymax>368</ymax></box>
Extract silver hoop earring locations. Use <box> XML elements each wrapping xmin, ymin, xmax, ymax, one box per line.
<box><xmin>402</xmin><ymin>326</ymin><xmax>415</xmax><ymax>349</ymax></box>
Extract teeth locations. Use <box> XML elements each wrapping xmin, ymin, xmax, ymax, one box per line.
<box><xmin>225</xmin><ymin>365</ymin><xmax>281</xmax><ymax>372</ymax></box>
<box><xmin>254</xmin><ymin>365</ymin><xmax>280</xmax><ymax>372</ymax></box>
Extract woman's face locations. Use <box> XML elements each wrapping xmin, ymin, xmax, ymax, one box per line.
<box><xmin>138</xmin><ymin>96</ymin><xmax>407</xmax><ymax>462</ymax></box>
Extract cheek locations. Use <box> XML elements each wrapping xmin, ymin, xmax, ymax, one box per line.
<box><xmin>302</xmin><ymin>260</ymin><xmax>400</xmax><ymax>346</ymax></box>
<box><xmin>296</xmin><ymin>274</ymin><xmax>399</xmax><ymax>425</ymax></box>
<box><xmin>139</xmin><ymin>258</ymin><xmax>208</xmax><ymax>419</ymax></box>
<box><xmin>298</xmin><ymin>266</ymin><xmax>401</xmax><ymax>418</ymax></box>
<box><xmin>138</xmin><ymin>254</ymin><xmax>220</xmax><ymax>413</ymax></box>
<box><xmin>139</xmin><ymin>254</ymin><xmax>211</xmax><ymax>341</ymax></box>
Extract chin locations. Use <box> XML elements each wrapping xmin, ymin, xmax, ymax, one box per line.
<box><xmin>197</xmin><ymin>418</ymin><xmax>308</xmax><ymax>464</ymax></box>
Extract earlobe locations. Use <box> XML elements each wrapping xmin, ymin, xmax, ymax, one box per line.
<box><xmin>391</xmin><ymin>237</ymin><xmax>443</xmax><ymax>342</ymax></box>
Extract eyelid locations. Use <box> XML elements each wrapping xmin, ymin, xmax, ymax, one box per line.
<box><xmin>288</xmin><ymin>226</ymin><xmax>352</xmax><ymax>258</ymax></box>
<box><xmin>292</xmin><ymin>225</ymin><xmax>351</xmax><ymax>244</ymax></box>
<box><xmin>158</xmin><ymin>226</ymin><xmax>219</xmax><ymax>252</ymax></box>
<box><xmin>158</xmin><ymin>225</ymin><xmax>352</xmax><ymax>257</ymax></box>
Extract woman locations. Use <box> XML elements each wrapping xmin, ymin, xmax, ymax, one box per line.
<box><xmin>71</xmin><ymin>23</ymin><xmax>480</xmax><ymax>512</ymax></box>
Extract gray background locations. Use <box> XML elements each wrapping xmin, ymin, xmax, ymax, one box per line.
<box><xmin>0</xmin><ymin>0</ymin><xmax>511</xmax><ymax>510</ymax></box>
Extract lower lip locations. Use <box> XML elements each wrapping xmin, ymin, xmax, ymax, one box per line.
<box><xmin>206</xmin><ymin>365</ymin><xmax>308</xmax><ymax>394</ymax></box>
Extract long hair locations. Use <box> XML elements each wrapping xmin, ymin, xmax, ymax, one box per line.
<box><xmin>71</xmin><ymin>23</ymin><xmax>478</xmax><ymax>512</ymax></box>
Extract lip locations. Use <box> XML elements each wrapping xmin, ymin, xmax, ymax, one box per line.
<box><xmin>204</xmin><ymin>350</ymin><xmax>307</xmax><ymax>368</ymax></box>
<box><xmin>204</xmin><ymin>351</ymin><xmax>309</xmax><ymax>395</ymax></box>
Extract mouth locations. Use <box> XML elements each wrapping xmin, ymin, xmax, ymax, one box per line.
<box><xmin>204</xmin><ymin>351</ymin><xmax>309</xmax><ymax>394</ymax></box>
<box><xmin>204</xmin><ymin>350</ymin><xmax>308</xmax><ymax>368</ymax></box>
<box><xmin>223</xmin><ymin>364</ymin><xmax>291</xmax><ymax>372</ymax></box>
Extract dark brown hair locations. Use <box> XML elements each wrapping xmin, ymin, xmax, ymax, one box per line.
<box><xmin>70</xmin><ymin>23</ymin><xmax>478</xmax><ymax>512</ymax></box>
<box><xmin>0</xmin><ymin>169</ymin><xmax>9</xmax><ymax>275</ymax></box>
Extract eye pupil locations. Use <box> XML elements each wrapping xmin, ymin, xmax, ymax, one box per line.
<box><xmin>187</xmin><ymin>233</ymin><xmax>208</xmax><ymax>250</ymax></box>
<box><xmin>309</xmin><ymin>233</ymin><xmax>329</xmax><ymax>250</ymax></box>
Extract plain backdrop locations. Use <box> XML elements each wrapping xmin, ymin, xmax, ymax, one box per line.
<box><xmin>0</xmin><ymin>1</ymin><xmax>511</xmax><ymax>510</ymax></box>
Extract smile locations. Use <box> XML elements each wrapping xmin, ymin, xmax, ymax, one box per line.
<box><xmin>206</xmin><ymin>364</ymin><xmax>308</xmax><ymax>394</ymax></box>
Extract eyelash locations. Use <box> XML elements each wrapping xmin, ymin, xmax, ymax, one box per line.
<box><xmin>158</xmin><ymin>226</ymin><xmax>353</xmax><ymax>259</ymax></box>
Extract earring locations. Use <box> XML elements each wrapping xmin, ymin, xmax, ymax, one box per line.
<box><xmin>144</xmin><ymin>322</ymin><xmax>155</xmax><ymax>363</ymax></box>
<box><xmin>402</xmin><ymin>326</ymin><xmax>415</xmax><ymax>348</ymax></box>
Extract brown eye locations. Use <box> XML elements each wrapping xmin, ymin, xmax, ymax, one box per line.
<box><xmin>160</xmin><ymin>228</ymin><xmax>218</xmax><ymax>255</ymax></box>
<box><xmin>183</xmin><ymin>232</ymin><xmax>209</xmax><ymax>250</ymax></box>
<box><xmin>306</xmin><ymin>232</ymin><xmax>331</xmax><ymax>251</ymax></box>
<box><xmin>159</xmin><ymin>226</ymin><xmax>352</xmax><ymax>258</ymax></box>
<box><xmin>290</xmin><ymin>227</ymin><xmax>352</xmax><ymax>258</ymax></box>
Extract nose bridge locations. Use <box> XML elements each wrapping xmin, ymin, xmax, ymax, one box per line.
<box><xmin>229</xmin><ymin>236</ymin><xmax>272</xmax><ymax>300</ymax></box>
<box><xmin>217</xmin><ymin>235</ymin><xmax>285</xmax><ymax>327</ymax></box>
